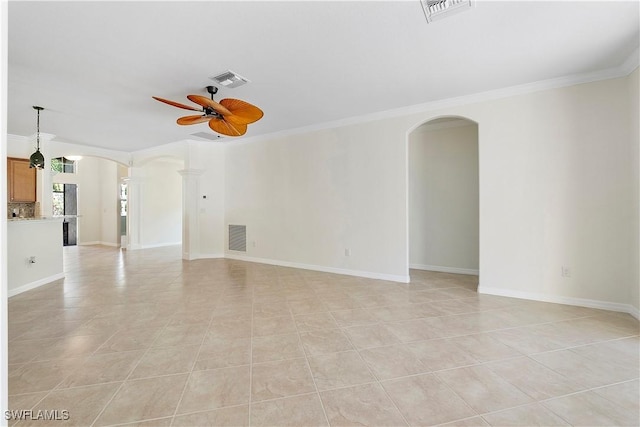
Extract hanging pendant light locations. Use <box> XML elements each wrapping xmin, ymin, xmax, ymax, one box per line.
<box><xmin>29</xmin><ymin>106</ymin><xmax>45</xmax><ymax>169</ymax></box>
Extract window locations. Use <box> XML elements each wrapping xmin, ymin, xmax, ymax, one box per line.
<box><xmin>52</xmin><ymin>183</ymin><xmax>65</xmax><ymax>216</ymax></box>
<box><xmin>51</xmin><ymin>157</ymin><xmax>76</xmax><ymax>173</ymax></box>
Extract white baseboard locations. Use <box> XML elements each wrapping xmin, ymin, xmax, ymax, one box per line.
<box><xmin>78</xmin><ymin>241</ymin><xmax>118</xmax><ymax>247</ymax></box>
<box><xmin>225</xmin><ymin>253</ymin><xmax>409</xmax><ymax>283</ymax></box>
<box><xmin>479</xmin><ymin>285</ymin><xmax>640</xmax><ymax>320</ymax></box>
<box><xmin>8</xmin><ymin>273</ymin><xmax>65</xmax><ymax>298</ymax></box>
<box><xmin>140</xmin><ymin>242</ymin><xmax>181</xmax><ymax>250</ymax></box>
<box><xmin>410</xmin><ymin>264</ymin><xmax>479</xmax><ymax>276</ymax></box>
<box><xmin>197</xmin><ymin>253</ymin><xmax>225</xmax><ymax>259</ymax></box>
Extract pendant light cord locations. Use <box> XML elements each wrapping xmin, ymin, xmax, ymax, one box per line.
<box><xmin>36</xmin><ymin>108</ymin><xmax>40</xmax><ymax>150</ymax></box>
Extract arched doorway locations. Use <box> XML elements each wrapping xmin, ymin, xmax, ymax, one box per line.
<box><xmin>407</xmin><ymin>116</ymin><xmax>479</xmax><ymax>287</ymax></box>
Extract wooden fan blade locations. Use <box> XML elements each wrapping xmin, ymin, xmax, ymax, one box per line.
<box><xmin>187</xmin><ymin>95</ymin><xmax>232</xmax><ymax>116</ymax></box>
<box><xmin>220</xmin><ymin>99</ymin><xmax>264</xmax><ymax>124</ymax></box>
<box><xmin>208</xmin><ymin>118</ymin><xmax>247</xmax><ymax>137</ymax></box>
<box><xmin>152</xmin><ymin>96</ymin><xmax>201</xmax><ymax>111</ymax></box>
<box><xmin>177</xmin><ymin>115</ymin><xmax>210</xmax><ymax>125</ymax></box>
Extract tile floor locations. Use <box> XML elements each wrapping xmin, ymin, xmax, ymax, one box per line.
<box><xmin>7</xmin><ymin>245</ymin><xmax>639</xmax><ymax>426</ymax></box>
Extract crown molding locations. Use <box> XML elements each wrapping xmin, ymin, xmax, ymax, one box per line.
<box><xmin>232</xmin><ymin>48</ymin><xmax>640</xmax><ymax>147</ymax></box>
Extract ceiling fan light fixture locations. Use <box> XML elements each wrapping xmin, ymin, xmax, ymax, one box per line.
<box><xmin>421</xmin><ymin>0</ymin><xmax>473</xmax><ymax>23</ymax></box>
<box><xmin>210</xmin><ymin>70</ymin><xmax>250</xmax><ymax>88</ymax></box>
<box><xmin>29</xmin><ymin>106</ymin><xmax>45</xmax><ymax>169</ymax></box>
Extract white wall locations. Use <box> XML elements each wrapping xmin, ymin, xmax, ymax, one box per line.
<box><xmin>198</xmin><ymin>144</ymin><xmax>226</xmax><ymax>257</ymax></box>
<box><xmin>629</xmin><ymin>68</ymin><xmax>639</xmax><ymax>314</ymax></box>
<box><xmin>139</xmin><ymin>158</ymin><xmax>182</xmax><ymax>248</ymax></box>
<box><xmin>225</xmin><ymin>74</ymin><xmax>637</xmax><ymax>312</ymax></box>
<box><xmin>409</xmin><ymin>122</ymin><xmax>479</xmax><ymax>274</ymax></box>
<box><xmin>7</xmin><ymin>219</ymin><xmax>64</xmax><ymax>296</ymax></box>
<box><xmin>225</xmin><ymin>122</ymin><xmax>407</xmax><ymax>281</ymax></box>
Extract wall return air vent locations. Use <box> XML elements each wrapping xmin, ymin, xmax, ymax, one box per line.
<box><xmin>421</xmin><ymin>0</ymin><xmax>473</xmax><ymax>23</ymax></box>
<box><xmin>229</xmin><ymin>224</ymin><xmax>247</xmax><ymax>252</ymax></box>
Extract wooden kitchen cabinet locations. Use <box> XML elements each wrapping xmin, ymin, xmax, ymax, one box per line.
<box><xmin>7</xmin><ymin>157</ymin><xmax>37</xmax><ymax>202</ymax></box>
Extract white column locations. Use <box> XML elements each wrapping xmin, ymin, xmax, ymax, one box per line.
<box><xmin>124</xmin><ymin>169</ymin><xmax>143</xmax><ymax>250</ymax></box>
<box><xmin>178</xmin><ymin>169</ymin><xmax>204</xmax><ymax>260</ymax></box>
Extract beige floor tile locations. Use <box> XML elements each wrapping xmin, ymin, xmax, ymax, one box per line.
<box><xmin>7</xmin><ymin>391</ymin><xmax>49</xmax><ymax>425</ymax></box>
<box><xmin>360</xmin><ymin>344</ymin><xmax>430</xmax><ymax>380</ymax></box>
<box><xmin>439</xmin><ymin>416</ymin><xmax>490</xmax><ymax>426</ymax></box>
<box><xmin>488</xmin><ymin>327</ymin><xmax>567</xmax><ymax>354</ymax></box>
<box><xmin>592</xmin><ymin>379</ymin><xmax>640</xmax><ymax>413</ymax></box>
<box><xmin>8</xmin><ymin>391</ymin><xmax>48</xmax><ymax>411</ymax></box>
<box><xmin>253</xmin><ymin>302</ymin><xmax>292</xmax><ymax>319</ymax></box>
<box><xmin>436</xmin><ymin>365</ymin><xmax>534</xmax><ymax>413</ymax></box>
<box><xmin>322</xmin><ymin>296</ymin><xmax>362</xmax><ymax>311</ymax></box>
<box><xmin>382</xmin><ymin>373</ymin><xmax>476</xmax><ymax>426</ymax></box>
<box><xmin>299</xmin><ymin>329</ymin><xmax>354</xmax><ymax>355</ymax></box>
<box><xmin>251</xmin><ymin>358</ymin><xmax>316</xmax><ymax>401</ymax></box>
<box><xmin>168</xmin><ymin>309</ymin><xmax>213</xmax><ymax>326</ymax></box>
<box><xmin>129</xmin><ymin>345</ymin><xmax>199</xmax><ymax>379</ymax></box>
<box><xmin>250</xmin><ymin>393</ymin><xmax>328</xmax><ymax>427</ymax></box>
<box><xmin>485</xmin><ymin>356</ymin><xmax>584</xmax><ymax>400</ymax></box>
<box><xmin>19</xmin><ymin>382</ymin><xmax>121</xmax><ymax>427</ymax></box>
<box><xmin>94</xmin><ymin>327</ymin><xmax>163</xmax><ymax>353</ymax></box>
<box><xmin>307</xmin><ymin>351</ymin><xmax>376</xmax><ymax>391</ymax></box>
<box><xmin>177</xmin><ymin>366</ymin><xmax>250</xmax><ymax>414</ymax></box>
<box><xmin>482</xmin><ymin>403</ymin><xmax>570</xmax><ymax>426</ymax></box>
<box><xmin>8</xmin><ymin>338</ymin><xmax>60</xmax><ymax>364</ymax></box>
<box><xmin>543</xmin><ymin>389</ymin><xmax>639</xmax><ymax>426</ymax></box>
<box><xmin>407</xmin><ymin>338</ymin><xmax>479</xmax><ymax>371</ymax></box>
<box><xmin>8</xmin><ymin>247</ymin><xmax>640</xmax><ymax>427</ymax></box>
<box><xmin>288</xmin><ymin>298</ymin><xmax>329</xmax><ymax>315</ymax></box>
<box><xmin>330</xmin><ymin>309</ymin><xmax>378</xmax><ymax>327</ymax></box>
<box><xmin>12</xmin><ymin>320</ymin><xmax>85</xmax><ymax>341</ymax></box>
<box><xmin>447</xmin><ymin>333</ymin><xmax>522</xmax><ymax>363</ymax></box>
<box><xmin>117</xmin><ymin>417</ymin><xmax>174</xmax><ymax>427</ymax></box>
<box><xmin>94</xmin><ymin>374</ymin><xmax>188</xmax><ymax>426</ymax></box>
<box><xmin>383</xmin><ymin>319</ymin><xmax>443</xmax><ymax>342</ymax></box>
<box><xmin>57</xmin><ymin>350</ymin><xmax>144</xmax><ymax>388</ymax></box>
<box><xmin>253</xmin><ymin>315</ymin><xmax>298</xmax><ymax>337</ymax></box>
<box><xmin>294</xmin><ymin>312</ymin><xmax>339</xmax><ymax>331</ymax></box>
<box><xmin>252</xmin><ymin>333</ymin><xmax>305</xmax><ymax>362</ymax></box>
<box><xmin>151</xmin><ymin>324</ymin><xmax>207</xmax><ymax>348</ymax></box>
<box><xmin>320</xmin><ymin>382</ymin><xmax>407</xmax><ymax>426</ymax></box>
<box><xmin>9</xmin><ymin>358</ymin><xmax>83</xmax><ymax>395</ymax></box>
<box><xmin>207</xmin><ymin>317</ymin><xmax>252</xmax><ymax>339</ymax></box>
<box><xmin>196</xmin><ymin>337</ymin><xmax>251</xmax><ymax>370</ymax></box>
<box><xmin>342</xmin><ymin>324</ymin><xmax>400</xmax><ymax>349</ymax></box>
<box><xmin>173</xmin><ymin>405</ymin><xmax>249</xmax><ymax>426</ymax></box>
<box><xmin>32</xmin><ymin>334</ymin><xmax>111</xmax><ymax>361</ymax></box>
<box><xmin>531</xmin><ymin>348</ymin><xmax>638</xmax><ymax>389</ymax></box>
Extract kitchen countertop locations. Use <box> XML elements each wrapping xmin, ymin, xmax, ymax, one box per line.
<box><xmin>8</xmin><ymin>215</ymin><xmax>78</xmax><ymax>222</ymax></box>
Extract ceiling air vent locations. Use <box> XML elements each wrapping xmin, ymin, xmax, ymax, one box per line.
<box><xmin>210</xmin><ymin>70</ymin><xmax>250</xmax><ymax>88</ymax></box>
<box><xmin>421</xmin><ymin>0</ymin><xmax>473</xmax><ymax>23</ymax></box>
<box><xmin>190</xmin><ymin>132</ymin><xmax>224</xmax><ymax>141</ymax></box>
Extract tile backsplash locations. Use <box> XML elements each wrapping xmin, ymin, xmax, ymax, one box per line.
<box><xmin>8</xmin><ymin>202</ymin><xmax>36</xmax><ymax>218</ymax></box>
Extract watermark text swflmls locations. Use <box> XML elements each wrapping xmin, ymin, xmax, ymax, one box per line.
<box><xmin>5</xmin><ymin>410</ymin><xmax>70</xmax><ymax>421</ymax></box>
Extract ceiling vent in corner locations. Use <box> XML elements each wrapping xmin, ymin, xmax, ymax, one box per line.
<box><xmin>210</xmin><ymin>70</ymin><xmax>250</xmax><ymax>88</ymax></box>
<box><xmin>190</xmin><ymin>132</ymin><xmax>225</xmax><ymax>141</ymax></box>
<box><xmin>421</xmin><ymin>0</ymin><xmax>473</xmax><ymax>23</ymax></box>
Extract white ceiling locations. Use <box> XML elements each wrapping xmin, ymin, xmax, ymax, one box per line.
<box><xmin>7</xmin><ymin>1</ymin><xmax>639</xmax><ymax>152</ymax></box>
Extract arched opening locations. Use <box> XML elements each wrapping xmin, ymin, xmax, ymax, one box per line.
<box><xmin>407</xmin><ymin>116</ymin><xmax>479</xmax><ymax>289</ymax></box>
<box><xmin>50</xmin><ymin>155</ymin><xmax>128</xmax><ymax>248</ymax></box>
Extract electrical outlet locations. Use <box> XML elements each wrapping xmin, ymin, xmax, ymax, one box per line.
<box><xmin>561</xmin><ymin>266</ymin><xmax>571</xmax><ymax>277</ymax></box>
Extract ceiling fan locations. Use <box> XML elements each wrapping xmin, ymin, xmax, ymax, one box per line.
<box><xmin>152</xmin><ymin>86</ymin><xmax>263</xmax><ymax>137</ymax></box>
